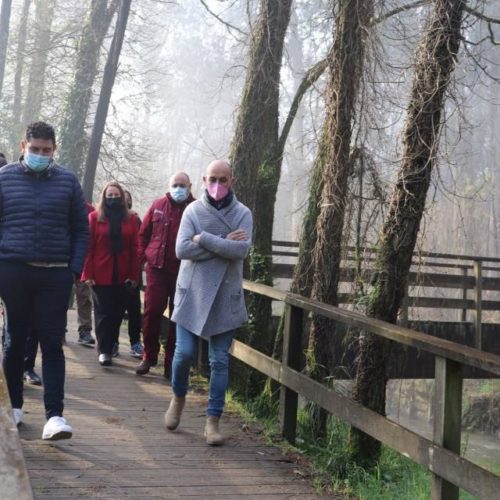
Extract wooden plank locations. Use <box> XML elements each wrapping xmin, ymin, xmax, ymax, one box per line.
<box><xmin>20</xmin><ymin>310</ymin><xmax>322</xmax><ymax>500</ymax></box>
<box><xmin>243</xmin><ymin>281</ymin><xmax>500</xmax><ymax>375</ymax></box>
<box><xmin>279</xmin><ymin>304</ymin><xmax>303</xmax><ymax>443</ymax></box>
<box><xmin>431</xmin><ymin>357</ymin><xmax>463</xmax><ymax>500</ymax></box>
<box><xmin>229</xmin><ymin>341</ymin><xmax>500</xmax><ymax>499</ymax></box>
<box><xmin>0</xmin><ymin>367</ymin><xmax>34</xmax><ymax>500</ymax></box>
<box><xmin>473</xmin><ymin>261</ymin><xmax>482</xmax><ymax>349</ymax></box>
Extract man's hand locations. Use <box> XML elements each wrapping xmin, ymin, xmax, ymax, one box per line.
<box><xmin>192</xmin><ymin>234</ymin><xmax>201</xmax><ymax>243</ymax></box>
<box><xmin>226</xmin><ymin>229</ymin><xmax>248</xmax><ymax>241</ymax></box>
<box><xmin>85</xmin><ymin>279</ymin><xmax>95</xmax><ymax>286</ymax></box>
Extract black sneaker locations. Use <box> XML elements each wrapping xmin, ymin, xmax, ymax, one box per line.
<box><xmin>78</xmin><ymin>331</ymin><xmax>95</xmax><ymax>347</ymax></box>
<box><xmin>24</xmin><ymin>369</ymin><xmax>42</xmax><ymax>386</ymax></box>
<box><xmin>112</xmin><ymin>342</ymin><xmax>119</xmax><ymax>357</ymax></box>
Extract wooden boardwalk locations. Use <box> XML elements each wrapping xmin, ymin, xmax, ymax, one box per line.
<box><xmin>18</xmin><ymin>310</ymin><xmax>327</xmax><ymax>499</ymax></box>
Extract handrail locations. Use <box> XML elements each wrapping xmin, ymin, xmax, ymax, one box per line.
<box><xmin>243</xmin><ymin>281</ymin><xmax>500</xmax><ymax>375</ymax></box>
<box><xmin>235</xmin><ymin>280</ymin><xmax>500</xmax><ymax>499</ymax></box>
<box><xmin>0</xmin><ymin>368</ymin><xmax>34</xmax><ymax>499</ymax></box>
<box><xmin>272</xmin><ymin>240</ymin><xmax>500</xmax><ymax>264</ymax></box>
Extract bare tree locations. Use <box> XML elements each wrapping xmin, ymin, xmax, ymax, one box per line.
<box><xmin>58</xmin><ymin>0</ymin><xmax>119</xmax><ymax>176</ymax></box>
<box><xmin>0</xmin><ymin>0</ymin><xmax>12</xmax><ymax>99</ymax></box>
<box><xmin>82</xmin><ymin>0</ymin><xmax>132</xmax><ymax>201</ymax></box>
<box><xmin>21</xmin><ymin>0</ymin><xmax>56</xmax><ymax>125</ymax></box>
<box><xmin>349</xmin><ymin>0</ymin><xmax>467</xmax><ymax>466</ymax></box>
<box><xmin>10</xmin><ymin>0</ymin><xmax>32</xmax><ymax>158</ymax></box>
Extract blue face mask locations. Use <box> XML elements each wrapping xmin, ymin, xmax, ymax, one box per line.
<box><xmin>171</xmin><ymin>186</ymin><xmax>189</xmax><ymax>203</ymax></box>
<box><xmin>25</xmin><ymin>152</ymin><xmax>51</xmax><ymax>172</ymax></box>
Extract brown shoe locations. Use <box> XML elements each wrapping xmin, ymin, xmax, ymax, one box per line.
<box><xmin>135</xmin><ymin>359</ymin><xmax>154</xmax><ymax>375</ymax></box>
<box><xmin>164</xmin><ymin>396</ymin><xmax>186</xmax><ymax>430</ymax></box>
<box><xmin>204</xmin><ymin>416</ymin><xmax>224</xmax><ymax>446</ymax></box>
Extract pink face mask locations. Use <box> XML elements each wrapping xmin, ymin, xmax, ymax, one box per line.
<box><xmin>206</xmin><ymin>182</ymin><xmax>228</xmax><ymax>201</ymax></box>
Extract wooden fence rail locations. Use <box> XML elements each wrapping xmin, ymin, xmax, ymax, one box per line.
<box><xmin>232</xmin><ymin>280</ymin><xmax>500</xmax><ymax>500</ymax></box>
<box><xmin>0</xmin><ymin>367</ymin><xmax>34</xmax><ymax>499</ymax></box>
<box><xmin>271</xmin><ymin>241</ymin><xmax>500</xmax><ymax>349</ymax></box>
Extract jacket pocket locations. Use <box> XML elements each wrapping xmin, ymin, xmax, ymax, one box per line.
<box><xmin>230</xmin><ymin>292</ymin><xmax>242</xmax><ymax>313</ymax></box>
<box><xmin>174</xmin><ymin>286</ymin><xmax>186</xmax><ymax>307</ymax></box>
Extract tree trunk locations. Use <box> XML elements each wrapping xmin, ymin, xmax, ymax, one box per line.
<box><xmin>10</xmin><ymin>0</ymin><xmax>31</xmax><ymax>159</ymax></box>
<box><xmin>21</xmin><ymin>0</ymin><xmax>56</xmax><ymax>125</ymax></box>
<box><xmin>305</xmin><ymin>0</ymin><xmax>373</xmax><ymax>436</ymax></box>
<box><xmin>58</xmin><ymin>0</ymin><xmax>118</xmax><ymax>177</ymax></box>
<box><xmin>0</xmin><ymin>0</ymin><xmax>12</xmax><ymax>99</ymax></box>
<box><xmin>82</xmin><ymin>0</ymin><xmax>132</xmax><ymax>202</ymax></box>
<box><xmin>229</xmin><ymin>0</ymin><xmax>292</xmax><ymax>374</ymax></box>
<box><xmin>349</xmin><ymin>0</ymin><xmax>466</xmax><ymax>467</ymax></box>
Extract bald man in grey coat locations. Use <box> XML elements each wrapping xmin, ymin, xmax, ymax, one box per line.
<box><xmin>164</xmin><ymin>160</ymin><xmax>252</xmax><ymax>445</ymax></box>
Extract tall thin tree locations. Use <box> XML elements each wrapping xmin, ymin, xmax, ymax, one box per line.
<box><xmin>58</xmin><ymin>0</ymin><xmax>119</xmax><ymax>176</ymax></box>
<box><xmin>10</xmin><ymin>0</ymin><xmax>32</xmax><ymax>158</ymax></box>
<box><xmin>0</xmin><ymin>0</ymin><xmax>12</xmax><ymax>99</ymax></box>
<box><xmin>82</xmin><ymin>0</ymin><xmax>132</xmax><ymax>201</ymax></box>
<box><xmin>21</xmin><ymin>0</ymin><xmax>56</xmax><ymax>125</ymax></box>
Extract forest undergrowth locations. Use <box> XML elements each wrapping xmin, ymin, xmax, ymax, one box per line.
<box><xmin>224</xmin><ymin>389</ymin><xmax>482</xmax><ymax>499</ymax></box>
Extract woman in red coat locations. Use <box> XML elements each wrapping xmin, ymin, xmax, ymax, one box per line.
<box><xmin>81</xmin><ymin>181</ymin><xmax>140</xmax><ymax>366</ymax></box>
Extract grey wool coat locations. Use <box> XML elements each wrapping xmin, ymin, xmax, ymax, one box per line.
<box><xmin>171</xmin><ymin>192</ymin><xmax>253</xmax><ymax>337</ymax></box>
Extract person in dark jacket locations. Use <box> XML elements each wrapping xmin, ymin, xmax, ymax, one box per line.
<box><xmin>75</xmin><ymin>201</ymin><xmax>97</xmax><ymax>347</ymax></box>
<box><xmin>81</xmin><ymin>181</ymin><xmax>140</xmax><ymax>367</ymax></box>
<box><xmin>0</xmin><ymin>122</ymin><xmax>89</xmax><ymax>440</ymax></box>
<box><xmin>135</xmin><ymin>172</ymin><xmax>194</xmax><ymax>377</ymax></box>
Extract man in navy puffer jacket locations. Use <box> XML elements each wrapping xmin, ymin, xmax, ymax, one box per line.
<box><xmin>0</xmin><ymin>122</ymin><xmax>89</xmax><ymax>440</ymax></box>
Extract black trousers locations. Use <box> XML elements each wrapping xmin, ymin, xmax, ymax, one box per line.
<box><xmin>124</xmin><ymin>287</ymin><xmax>142</xmax><ymax>346</ymax></box>
<box><xmin>93</xmin><ymin>285</ymin><xmax>128</xmax><ymax>355</ymax></box>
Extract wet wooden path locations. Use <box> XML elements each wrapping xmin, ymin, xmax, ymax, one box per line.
<box><xmin>18</xmin><ymin>310</ymin><xmax>326</xmax><ymax>499</ymax></box>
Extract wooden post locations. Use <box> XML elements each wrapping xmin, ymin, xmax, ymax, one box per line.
<box><xmin>399</xmin><ymin>284</ymin><xmax>409</xmax><ymax>327</ymax></box>
<box><xmin>431</xmin><ymin>356</ymin><xmax>463</xmax><ymax>500</ymax></box>
<box><xmin>472</xmin><ymin>260</ymin><xmax>482</xmax><ymax>349</ymax></box>
<box><xmin>459</xmin><ymin>267</ymin><xmax>467</xmax><ymax>322</ymax></box>
<box><xmin>279</xmin><ymin>303</ymin><xmax>303</xmax><ymax>443</ymax></box>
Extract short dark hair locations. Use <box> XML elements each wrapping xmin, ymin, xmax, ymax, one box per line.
<box><xmin>0</xmin><ymin>152</ymin><xmax>6</xmax><ymax>168</ymax></box>
<box><xmin>25</xmin><ymin>121</ymin><xmax>56</xmax><ymax>146</ymax></box>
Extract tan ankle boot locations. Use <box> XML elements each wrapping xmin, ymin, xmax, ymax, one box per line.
<box><xmin>164</xmin><ymin>396</ymin><xmax>185</xmax><ymax>430</ymax></box>
<box><xmin>204</xmin><ymin>416</ymin><xmax>224</xmax><ymax>446</ymax></box>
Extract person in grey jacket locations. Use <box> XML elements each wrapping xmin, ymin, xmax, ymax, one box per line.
<box><xmin>164</xmin><ymin>159</ymin><xmax>252</xmax><ymax>445</ymax></box>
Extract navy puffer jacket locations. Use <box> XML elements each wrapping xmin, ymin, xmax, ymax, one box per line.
<box><xmin>0</xmin><ymin>161</ymin><xmax>89</xmax><ymax>273</ymax></box>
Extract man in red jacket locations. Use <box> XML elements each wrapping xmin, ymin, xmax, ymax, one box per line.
<box><xmin>136</xmin><ymin>172</ymin><xmax>194</xmax><ymax>377</ymax></box>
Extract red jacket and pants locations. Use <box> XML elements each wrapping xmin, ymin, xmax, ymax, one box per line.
<box><xmin>81</xmin><ymin>211</ymin><xmax>140</xmax><ymax>356</ymax></box>
<box><xmin>139</xmin><ymin>193</ymin><xmax>194</xmax><ymax>370</ymax></box>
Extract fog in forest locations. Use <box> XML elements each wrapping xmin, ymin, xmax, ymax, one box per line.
<box><xmin>0</xmin><ymin>0</ymin><xmax>498</xmax><ymax>257</ymax></box>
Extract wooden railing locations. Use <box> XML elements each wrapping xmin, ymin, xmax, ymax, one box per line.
<box><xmin>271</xmin><ymin>241</ymin><xmax>500</xmax><ymax>349</ymax></box>
<box><xmin>0</xmin><ymin>367</ymin><xmax>33</xmax><ymax>499</ymax></box>
<box><xmin>230</xmin><ymin>280</ymin><xmax>500</xmax><ymax>499</ymax></box>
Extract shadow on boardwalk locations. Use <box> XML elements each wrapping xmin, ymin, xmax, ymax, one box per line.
<box><xmin>19</xmin><ymin>309</ymin><xmax>331</xmax><ymax>499</ymax></box>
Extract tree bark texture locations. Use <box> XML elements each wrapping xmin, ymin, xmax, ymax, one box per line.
<box><xmin>82</xmin><ymin>0</ymin><xmax>132</xmax><ymax>202</ymax></box>
<box><xmin>229</xmin><ymin>0</ymin><xmax>292</xmax><ymax>367</ymax></box>
<box><xmin>350</xmin><ymin>0</ymin><xmax>466</xmax><ymax>466</ymax></box>
<box><xmin>58</xmin><ymin>0</ymin><xmax>118</xmax><ymax>177</ymax></box>
<box><xmin>0</xmin><ymin>0</ymin><xmax>12</xmax><ymax>99</ymax></box>
<box><xmin>231</xmin><ymin>0</ymin><xmax>292</xmax><ymax>213</ymax></box>
<box><xmin>21</xmin><ymin>0</ymin><xmax>56</xmax><ymax>125</ymax></box>
<box><xmin>10</xmin><ymin>0</ymin><xmax>31</xmax><ymax>158</ymax></box>
<box><xmin>307</xmin><ymin>0</ymin><xmax>373</xmax><ymax>388</ymax></box>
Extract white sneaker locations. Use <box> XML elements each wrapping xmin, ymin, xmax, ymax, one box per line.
<box><xmin>12</xmin><ymin>408</ymin><xmax>23</xmax><ymax>427</ymax></box>
<box><xmin>42</xmin><ymin>416</ymin><xmax>73</xmax><ymax>441</ymax></box>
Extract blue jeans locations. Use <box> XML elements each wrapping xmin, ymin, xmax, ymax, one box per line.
<box><xmin>0</xmin><ymin>262</ymin><xmax>73</xmax><ymax>419</ymax></box>
<box><xmin>172</xmin><ymin>325</ymin><xmax>234</xmax><ymax>417</ymax></box>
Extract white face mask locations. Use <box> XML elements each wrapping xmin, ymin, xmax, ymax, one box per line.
<box><xmin>171</xmin><ymin>186</ymin><xmax>189</xmax><ymax>203</ymax></box>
